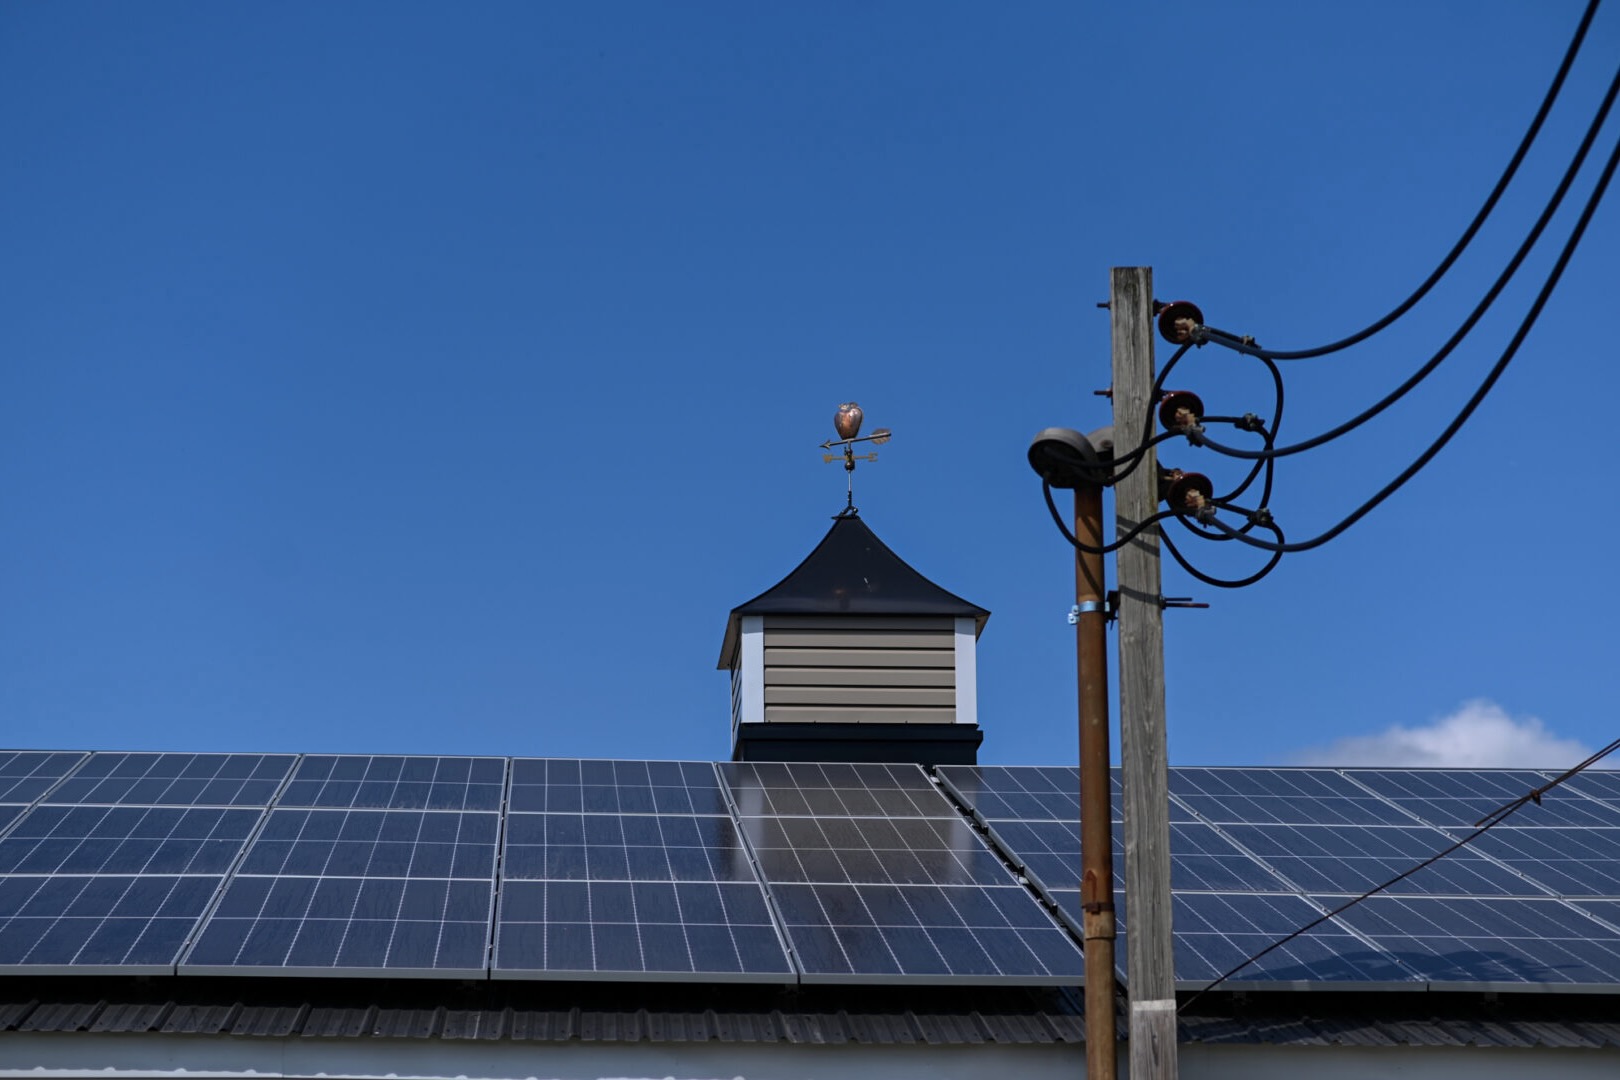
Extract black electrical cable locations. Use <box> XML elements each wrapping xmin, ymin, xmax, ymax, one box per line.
<box><xmin>1161</xmin><ymin>518</ymin><xmax>1284</xmax><ymax>589</ymax></box>
<box><xmin>1188</xmin><ymin>0</ymin><xmax>1601</xmax><ymax>362</ymax></box>
<box><xmin>1194</xmin><ymin>57</ymin><xmax>1620</xmax><ymax>461</ymax></box>
<box><xmin>1103</xmin><ymin>343</ymin><xmax>1196</xmax><ymax>485</ymax></box>
<box><xmin>1042</xmin><ymin>481</ymin><xmax>1179</xmax><ymax>555</ymax></box>
<box><xmin>1202</xmin><ymin>353</ymin><xmax>1284</xmax><ymax>510</ymax></box>
<box><xmin>1195</xmin><ymin>127</ymin><xmax>1620</xmax><ymax>556</ymax></box>
<box><xmin>1179</xmin><ymin>732</ymin><xmax>1620</xmax><ymax>1013</ymax></box>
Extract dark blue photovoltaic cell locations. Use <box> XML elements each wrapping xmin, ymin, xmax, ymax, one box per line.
<box><xmin>935</xmin><ymin>765</ymin><xmax>1116</xmax><ymax>823</ymax></box>
<box><xmin>1559</xmin><ymin>772</ymin><xmax>1620</xmax><ymax>812</ymax></box>
<box><xmin>501</xmin><ymin>812</ymin><xmax>757</xmax><ymax>884</ymax></box>
<box><xmin>723</xmin><ymin>761</ymin><xmax>959</xmax><ymax>819</ymax></box>
<box><xmin>494</xmin><ymin>759</ymin><xmax>792</xmax><ymax>981</ymax></box>
<box><xmin>497</xmin><ymin>879</ymin><xmax>789</xmax><ymax>979</ymax></box>
<box><xmin>45</xmin><ymin>752</ymin><xmax>293</xmax><ymax>807</ymax></box>
<box><xmin>0</xmin><ymin>807</ymin><xmax>22</xmax><ymax>834</ymax></box>
<box><xmin>1118</xmin><ymin>892</ymin><xmax>1417</xmax><ymax>986</ymax></box>
<box><xmin>1326</xmin><ymin>895</ymin><xmax>1620</xmax><ymax>987</ymax></box>
<box><xmin>940</xmin><ymin>767</ymin><xmax>1289</xmax><ymax>895</ymax></box>
<box><xmin>184</xmin><ymin>876</ymin><xmax>492</xmax><ymax>974</ymax></box>
<box><xmin>278</xmin><ymin>755</ymin><xmax>506</xmax><ymax>811</ymax></box>
<box><xmin>1471</xmin><ymin>828</ymin><xmax>1620</xmax><ymax>898</ymax></box>
<box><xmin>236</xmin><ymin>809</ymin><xmax>499</xmax><ymax>878</ymax></box>
<box><xmin>0</xmin><ymin>874</ymin><xmax>222</xmax><ymax>971</ymax></box>
<box><xmin>0</xmin><ymin>751</ymin><xmax>87</xmax><ymax>805</ymax></box>
<box><xmin>1220</xmin><ymin>823</ymin><xmax>1536</xmax><ymax>897</ymax></box>
<box><xmin>720</xmin><ymin>762</ymin><xmax>1085</xmax><ymax>985</ymax></box>
<box><xmin>181</xmin><ymin>808</ymin><xmax>499</xmax><ymax>977</ymax></box>
<box><xmin>507</xmin><ymin>759</ymin><xmax>730</xmax><ymax>815</ymax></box>
<box><xmin>1343</xmin><ymin>769</ymin><xmax>1618</xmax><ymax>829</ymax></box>
<box><xmin>0</xmin><ymin>806</ymin><xmax>261</xmax><ymax>875</ymax></box>
<box><xmin>1170</xmin><ymin>767</ymin><xmax>1417</xmax><ymax>826</ymax></box>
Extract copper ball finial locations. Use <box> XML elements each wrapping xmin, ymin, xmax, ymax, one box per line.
<box><xmin>835</xmin><ymin>402</ymin><xmax>864</xmax><ymax>440</ymax></box>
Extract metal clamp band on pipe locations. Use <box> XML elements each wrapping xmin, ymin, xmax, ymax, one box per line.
<box><xmin>1069</xmin><ymin>600</ymin><xmax>1109</xmax><ymax>624</ymax></box>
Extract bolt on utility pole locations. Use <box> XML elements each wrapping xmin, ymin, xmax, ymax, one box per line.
<box><xmin>1110</xmin><ymin>266</ymin><xmax>1179</xmax><ymax>1079</ymax></box>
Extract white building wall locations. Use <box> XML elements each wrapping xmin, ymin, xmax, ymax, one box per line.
<box><xmin>4</xmin><ymin>1033</ymin><xmax>1620</xmax><ymax>1080</ymax></box>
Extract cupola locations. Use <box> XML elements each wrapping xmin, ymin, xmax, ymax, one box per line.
<box><xmin>717</xmin><ymin>512</ymin><xmax>989</xmax><ymax>766</ymax></box>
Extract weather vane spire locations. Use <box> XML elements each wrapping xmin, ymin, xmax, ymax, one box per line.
<box><xmin>820</xmin><ymin>402</ymin><xmax>891</xmax><ymax>517</ymax></box>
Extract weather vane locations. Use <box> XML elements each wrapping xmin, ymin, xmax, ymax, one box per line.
<box><xmin>820</xmin><ymin>402</ymin><xmax>891</xmax><ymax>516</ymax></box>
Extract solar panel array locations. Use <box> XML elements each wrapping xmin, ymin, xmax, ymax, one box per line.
<box><xmin>5</xmin><ymin>752</ymin><xmax>1620</xmax><ymax>993</ymax></box>
<box><xmin>941</xmin><ymin>764</ymin><xmax>1620</xmax><ymax>991</ymax></box>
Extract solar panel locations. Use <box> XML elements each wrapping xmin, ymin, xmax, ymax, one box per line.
<box><xmin>1218</xmin><ymin>822</ymin><xmax>1537</xmax><ymax>897</ymax></box>
<box><xmin>0</xmin><ymin>751</ymin><xmax>88</xmax><ymax>806</ymax></box>
<box><xmin>0</xmin><ymin>874</ymin><xmax>224</xmax><ymax>974</ymax></box>
<box><xmin>1467</xmin><ymin>826</ymin><xmax>1620</xmax><ymax>898</ymax></box>
<box><xmin>46</xmin><ymin>752</ymin><xmax>295</xmax><ymax>807</ymax></box>
<box><xmin>493</xmin><ymin>759</ymin><xmax>793</xmax><ymax>982</ymax></box>
<box><xmin>0</xmin><ymin>803</ymin><xmax>262</xmax><ymax>974</ymax></box>
<box><xmin>1342</xmin><ymin>769</ymin><xmax>1619</xmax><ymax>829</ymax></box>
<box><xmin>1557</xmin><ymin>771</ymin><xmax>1620</xmax><ymax>811</ymax></box>
<box><xmin>0</xmin><ymin>805</ymin><xmax>261</xmax><ymax>876</ymax></box>
<box><xmin>1324</xmin><ymin>894</ymin><xmax>1620</xmax><ymax>988</ymax></box>
<box><xmin>720</xmin><ymin>761</ymin><xmax>1085</xmax><ymax>985</ymax></box>
<box><xmin>1119</xmin><ymin>891</ymin><xmax>1417</xmax><ymax>987</ymax></box>
<box><xmin>181</xmin><ymin>804</ymin><xmax>499</xmax><ymax>978</ymax></box>
<box><xmin>1170</xmin><ymin>767</ymin><xmax>1418</xmax><ymax>826</ymax></box>
<box><xmin>277</xmin><ymin>754</ymin><xmax>506</xmax><ymax>811</ymax></box>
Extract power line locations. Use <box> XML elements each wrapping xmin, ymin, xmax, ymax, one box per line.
<box><xmin>1193</xmin><ymin>126</ymin><xmax>1620</xmax><ymax>555</ymax></box>
<box><xmin>1188</xmin><ymin>0</ymin><xmax>1602</xmax><ymax>362</ymax></box>
<box><xmin>1193</xmin><ymin>59</ymin><xmax>1620</xmax><ymax>460</ymax></box>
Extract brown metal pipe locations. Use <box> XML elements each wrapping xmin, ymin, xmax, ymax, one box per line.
<box><xmin>1075</xmin><ymin>484</ymin><xmax>1117</xmax><ymax>1077</ymax></box>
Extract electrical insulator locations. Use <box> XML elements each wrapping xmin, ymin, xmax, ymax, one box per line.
<box><xmin>1157</xmin><ymin>390</ymin><xmax>1205</xmax><ymax>432</ymax></box>
<box><xmin>1164</xmin><ymin>471</ymin><xmax>1214</xmax><ymax>514</ymax></box>
<box><xmin>1156</xmin><ymin>300</ymin><xmax>1204</xmax><ymax>345</ymax></box>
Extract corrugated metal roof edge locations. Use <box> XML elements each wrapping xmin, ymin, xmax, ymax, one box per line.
<box><xmin>5</xmin><ymin>984</ymin><xmax>1620</xmax><ymax>1049</ymax></box>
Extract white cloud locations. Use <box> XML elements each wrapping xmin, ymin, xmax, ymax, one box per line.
<box><xmin>1290</xmin><ymin>699</ymin><xmax>1595</xmax><ymax>769</ymax></box>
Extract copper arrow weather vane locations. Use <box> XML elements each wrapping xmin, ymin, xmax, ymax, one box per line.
<box><xmin>820</xmin><ymin>402</ymin><xmax>891</xmax><ymax>517</ymax></box>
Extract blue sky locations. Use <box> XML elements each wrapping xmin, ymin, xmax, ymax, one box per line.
<box><xmin>2</xmin><ymin>2</ymin><xmax>1616</xmax><ymax>769</ymax></box>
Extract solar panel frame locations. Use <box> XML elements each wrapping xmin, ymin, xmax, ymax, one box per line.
<box><xmin>491</xmin><ymin>758</ymin><xmax>795</xmax><ymax>984</ymax></box>
<box><xmin>719</xmin><ymin>761</ymin><xmax>1087</xmax><ymax>987</ymax></box>
<box><xmin>180</xmin><ymin>802</ymin><xmax>502</xmax><ymax>981</ymax></box>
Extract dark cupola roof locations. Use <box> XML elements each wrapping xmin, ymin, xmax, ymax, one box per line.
<box><xmin>717</xmin><ymin>513</ymin><xmax>988</xmax><ymax>669</ymax></box>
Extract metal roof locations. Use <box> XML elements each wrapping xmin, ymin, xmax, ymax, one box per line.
<box><xmin>7</xmin><ymin>982</ymin><xmax>1620</xmax><ymax>1050</ymax></box>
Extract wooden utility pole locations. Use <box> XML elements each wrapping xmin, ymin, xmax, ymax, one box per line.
<box><xmin>1110</xmin><ymin>266</ymin><xmax>1178</xmax><ymax>1079</ymax></box>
